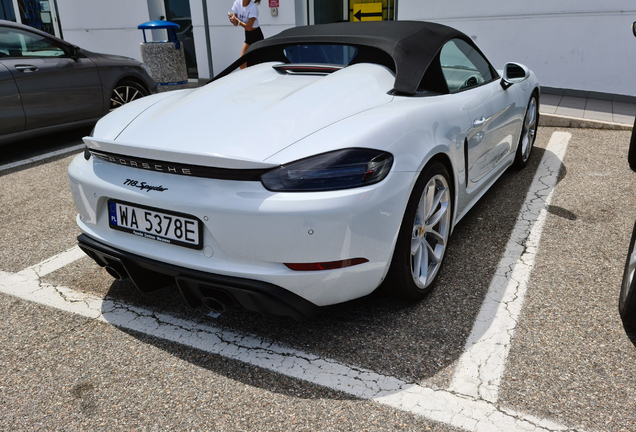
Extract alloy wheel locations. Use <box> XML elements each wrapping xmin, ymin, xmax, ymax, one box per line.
<box><xmin>520</xmin><ymin>97</ymin><xmax>538</xmax><ymax>162</ymax></box>
<box><xmin>411</xmin><ymin>174</ymin><xmax>451</xmax><ymax>289</ymax></box>
<box><xmin>110</xmin><ymin>85</ymin><xmax>144</xmax><ymax>111</ymax></box>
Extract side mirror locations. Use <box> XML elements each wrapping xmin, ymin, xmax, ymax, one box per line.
<box><xmin>632</xmin><ymin>21</ymin><xmax>636</xmax><ymax>37</ymax></box>
<box><xmin>69</xmin><ymin>45</ymin><xmax>81</xmax><ymax>60</ymax></box>
<box><xmin>501</xmin><ymin>62</ymin><xmax>530</xmax><ymax>90</ymax></box>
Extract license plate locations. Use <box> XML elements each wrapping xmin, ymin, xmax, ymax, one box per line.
<box><xmin>108</xmin><ymin>200</ymin><xmax>202</xmax><ymax>249</ymax></box>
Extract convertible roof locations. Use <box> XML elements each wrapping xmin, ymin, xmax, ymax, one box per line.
<box><xmin>212</xmin><ymin>21</ymin><xmax>482</xmax><ymax>96</ymax></box>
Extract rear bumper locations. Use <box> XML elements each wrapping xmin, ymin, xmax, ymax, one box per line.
<box><xmin>68</xmin><ymin>153</ymin><xmax>413</xmax><ymax>306</ymax></box>
<box><xmin>78</xmin><ymin>234</ymin><xmax>321</xmax><ymax>322</ymax></box>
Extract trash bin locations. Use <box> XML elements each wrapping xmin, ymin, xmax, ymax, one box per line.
<box><xmin>138</xmin><ymin>20</ymin><xmax>188</xmax><ymax>92</ymax></box>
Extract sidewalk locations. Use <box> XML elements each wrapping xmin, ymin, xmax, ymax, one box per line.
<box><xmin>539</xmin><ymin>93</ymin><xmax>635</xmax><ymax>130</ymax></box>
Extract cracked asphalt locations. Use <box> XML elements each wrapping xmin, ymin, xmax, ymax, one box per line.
<box><xmin>1</xmin><ymin>126</ymin><xmax>635</xmax><ymax>431</ymax></box>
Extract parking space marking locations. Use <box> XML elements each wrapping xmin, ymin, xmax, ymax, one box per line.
<box><xmin>0</xmin><ymin>144</ymin><xmax>84</xmax><ymax>172</ymax></box>
<box><xmin>449</xmin><ymin>132</ymin><xmax>572</xmax><ymax>403</ymax></box>
<box><xmin>0</xmin><ymin>265</ymin><xmax>576</xmax><ymax>432</ymax></box>
<box><xmin>17</xmin><ymin>246</ymin><xmax>84</xmax><ymax>279</ymax></box>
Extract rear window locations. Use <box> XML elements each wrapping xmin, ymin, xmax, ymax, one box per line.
<box><xmin>283</xmin><ymin>44</ymin><xmax>358</xmax><ymax>66</ymax></box>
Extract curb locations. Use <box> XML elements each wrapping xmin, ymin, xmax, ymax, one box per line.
<box><xmin>539</xmin><ymin>113</ymin><xmax>633</xmax><ymax>131</ymax></box>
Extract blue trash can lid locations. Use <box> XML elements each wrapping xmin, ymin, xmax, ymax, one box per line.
<box><xmin>138</xmin><ymin>20</ymin><xmax>180</xmax><ymax>30</ymax></box>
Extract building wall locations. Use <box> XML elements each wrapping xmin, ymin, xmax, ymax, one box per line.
<box><xmin>55</xmin><ymin>0</ymin><xmax>157</xmax><ymax>61</ymax></box>
<box><xmin>398</xmin><ymin>0</ymin><xmax>636</xmax><ymax>97</ymax></box>
<box><xmin>52</xmin><ymin>0</ymin><xmax>636</xmax><ymax>97</ymax></box>
<box><xmin>192</xmin><ymin>0</ymin><xmax>297</xmax><ymax>79</ymax></box>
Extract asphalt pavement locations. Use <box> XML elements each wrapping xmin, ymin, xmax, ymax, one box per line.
<box><xmin>0</xmin><ymin>125</ymin><xmax>635</xmax><ymax>431</ymax></box>
<box><xmin>500</xmin><ymin>128</ymin><xmax>636</xmax><ymax>430</ymax></box>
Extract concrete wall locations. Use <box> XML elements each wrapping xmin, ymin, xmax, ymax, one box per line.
<box><xmin>398</xmin><ymin>0</ymin><xmax>636</xmax><ymax>97</ymax></box>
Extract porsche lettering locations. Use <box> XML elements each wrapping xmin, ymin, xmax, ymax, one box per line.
<box><xmin>96</xmin><ymin>153</ymin><xmax>191</xmax><ymax>175</ymax></box>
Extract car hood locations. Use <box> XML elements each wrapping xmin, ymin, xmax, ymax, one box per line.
<box><xmin>88</xmin><ymin>62</ymin><xmax>395</xmax><ymax>168</ymax></box>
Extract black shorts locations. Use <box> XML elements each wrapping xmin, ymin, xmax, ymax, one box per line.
<box><xmin>245</xmin><ymin>27</ymin><xmax>264</xmax><ymax>45</ymax></box>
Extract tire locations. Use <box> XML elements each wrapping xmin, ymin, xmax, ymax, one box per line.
<box><xmin>513</xmin><ymin>92</ymin><xmax>539</xmax><ymax>169</ymax></box>
<box><xmin>110</xmin><ymin>80</ymin><xmax>148</xmax><ymax>112</ymax></box>
<box><xmin>384</xmin><ymin>161</ymin><xmax>453</xmax><ymax>301</ymax></box>
<box><xmin>628</xmin><ymin>116</ymin><xmax>636</xmax><ymax>171</ymax></box>
<box><xmin>619</xmin><ymin>219</ymin><xmax>636</xmax><ymax>331</ymax></box>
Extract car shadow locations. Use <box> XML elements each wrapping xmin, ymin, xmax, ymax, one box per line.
<box><xmin>623</xmin><ymin>325</ymin><xmax>636</xmax><ymax>347</ymax></box>
<box><xmin>0</xmin><ymin>126</ymin><xmax>91</xmax><ymax>174</ymax></box>
<box><xmin>100</xmin><ymin>136</ymin><xmax>564</xmax><ymax>397</ymax></box>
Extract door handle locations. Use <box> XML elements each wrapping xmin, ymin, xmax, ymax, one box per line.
<box><xmin>473</xmin><ymin>116</ymin><xmax>487</xmax><ymax>127</ymax></box>
<box><xmin>15</xmin><ymin>65</ymin><xmax>38</xmax><ymax>73</ymax></box>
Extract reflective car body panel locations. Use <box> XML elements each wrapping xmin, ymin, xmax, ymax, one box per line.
<box><xmin>93</xmin><ymin>63</ymin><xmax>395</xmax><ymax>167</ymax></box>
<box><xmin>0</xmin><ymin>61</ymin><xmax>24</xmax><ymax>134</ymax></box>
<box><xmin>465</xmin><ymin>81</ymin><xmax>524</xmax><ymax>187</ymax></box>
<box><xmin>2</xmin><ymin>56</ymin><xmax>103</xmax><ymax>128</ymax></box>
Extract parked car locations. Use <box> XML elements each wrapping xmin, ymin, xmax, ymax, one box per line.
<box><xmin>68</xmin><ymin>21</ymin><xmax>540</xmax><ymax>321</ymax></box>
<box><xmin>0</xmin><ymin>19</ymin><xmax>156</xmax><ymax>145</ymax></box>
<box><xmin>619</xmin><ymin>22</ymin><xmax>636</xmax><ymax>331</ymax></box>
<box><xmin>619</xmin><ymin>94</ymin><xmax>636</xmax><ymax>330</ymax></box>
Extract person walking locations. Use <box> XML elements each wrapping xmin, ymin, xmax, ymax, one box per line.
<box><xmin>229</xmin><ymin>0</ymin><xmax>264</xmax><ymax>69</ymax></box>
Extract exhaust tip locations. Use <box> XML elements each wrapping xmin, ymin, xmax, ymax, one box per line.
<box><xmin>104</xmin><ymin>265</ymin><xmax>124</xmax><ymax>280</ymax></box>
<box><xmin>202</xmin><ymin>296</ymin><xmax>233</xmax><ymax>313</ymax></box>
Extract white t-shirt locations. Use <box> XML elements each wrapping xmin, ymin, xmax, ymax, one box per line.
<box><xmin>231</xmin><ymin>0</ymin><xmax>260</xmax><ymax>28</ymax></box>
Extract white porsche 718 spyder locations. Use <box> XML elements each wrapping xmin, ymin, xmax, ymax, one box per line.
<box><xmin>68</xmin><ymin>21</ymin><xmax>539</xmax><ymax>321</ymax></box>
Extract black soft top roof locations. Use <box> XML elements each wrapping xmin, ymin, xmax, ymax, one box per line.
<box><xmin>212</xmin><ymin>21</ymin><xmax>486</xmax><ymax>96</ymax></box>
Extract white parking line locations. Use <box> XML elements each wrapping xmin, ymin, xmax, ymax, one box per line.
<box><xmin>449</xmin><ymin>132</ymin><xmax>572</xmax><ymax>402</ymax></box>
<box><xmin>0</xmin><ymin>144</ymin><xmax>84</xmax><ymax>172</ymax></box>
<box><xmin>0</xmin><ymin>132</ymin><xmax>580</xmax><ymax>431</ymax></box>
<box><xmin>0</xmin><ymin>268</ymin><xmax>574</xmax><ymax>432</ymax></box>
<box><xmin>17</xmin><ymin>246</ymin><xmax>84</xmax><ymax>279</ymax></box>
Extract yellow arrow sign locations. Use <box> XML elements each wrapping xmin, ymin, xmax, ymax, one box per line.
<box><xmin>353</xmin><ymin>3</ymin><xmax>383</xmax><ymax>22</ymax></box>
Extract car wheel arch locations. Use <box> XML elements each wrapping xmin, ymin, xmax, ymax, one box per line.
<box><xmin>109</xmin><ymin>79</ymin><xmax>150</xmax><ymax>112</ymax></box>
<box><xmin>114</xmin><ymin>76</ymin><xmax>151</xmax><ymax>94</ymax></box>
<box><xmin>376</xmin><ymin>151</ymin><xmax>457</xmax><ymax>284</ymax></box>
<box><xmin>379</xmin><ymin>157</ymin><xmax>455</xmax><ymax>299</ymax></box>
<box><xmin>396</xmin><ymin>148</ymin><xmax>459</xmax><ymax>228</ymax></box>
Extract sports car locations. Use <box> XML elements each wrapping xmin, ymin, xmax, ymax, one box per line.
<box><xmin>68</xmin><ymin>21</ymin><xmax>540</xmax><ymax>321</ymax></box>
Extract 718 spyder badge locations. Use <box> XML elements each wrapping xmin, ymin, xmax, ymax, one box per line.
<box><xmin>123</xmin><ymin>179</ymin><xmax>168</xmax><ymax>193</ymax></box>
